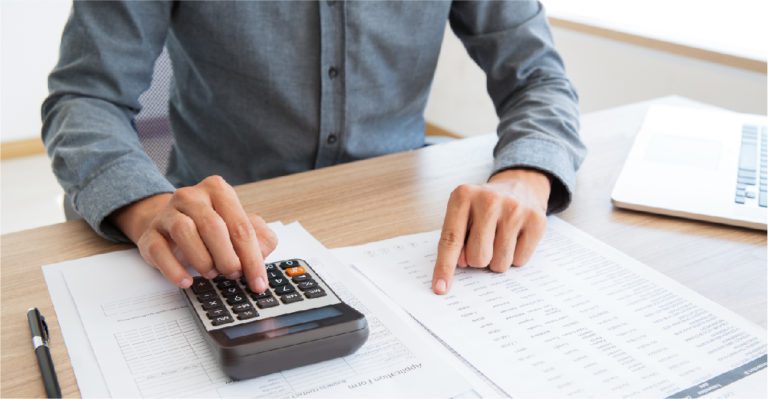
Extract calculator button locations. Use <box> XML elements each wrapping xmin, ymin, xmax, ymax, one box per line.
<box><xmin>284</xmin><ymin>266</ymin><xmax>305</xmax><ymax>277</ymax></box>
<box><xmin>237</xmin><ymin>310</ymin><xmax>259</xmax><ymax>320</ymax></box>
<box><xmin>221</xmin><ymin>287</ymin><xmax>244</xmax><ymax>297</ymax></box>
<box><xmin>197</xmin><ymin>291</ymin><xmax>217</xmax><ymax>301</ymax></box>
<box><xmin>297</xmin><ymin>280</ymin><xmax>318</xmax><ymax>291</ymax></box>
<box><xmin>269</xmin><ymin>277</ymin><xmax>289</xmax><ymax>288</ymax></box>
<box><xmin>291</xmin><ymin>274</ymin><xmax>311</xmax><ymax>283</ymax></box>
<box><xmin>206</xmin><ymin>307</ymin><xmax>229</xmax><ymax>319</ymax></box>
<box><xmin>267</xmin><ymin>270</ymin><xmax>284</xmax><ymax>279</ymax></box>
<box><xmin>226</xmin><ymin>294</ymin><xmax>248</xmax><ymax>305</ymax></box>
<box><xmin>211</xmin><ymin>315</ymin><xmax>235</xmax><ymax>326</ymax></box>
<box><xmin>202</xmin><ymin>299</ymin><xmax>224</xmax><ymax>310</ymax></box>
<box><xmin>264</xmin><ymin>263</ymin><xmax>280</xmax><ymax>272</ymax></box>
<box><xmin>192</xmin><ymin>277</ymin><xmax>214</xmax><ymax>294</ymax></box>
<box><xmin>281</xmin><ymin>292</ymin><xmax>304</xmax><ymax>304</ymax></box>
<box><xmin>216</xmin><ymin>279</ymin><xmax>237</xmax><ymax>289</ymax></box>
<box><xmin>274</xmin><ymin>285</ymin><xmax>296</xmax><ymax>296</ymax></box>
<box><xmin>231</xmin><ymin>302</ymin><xmax>254</xmax><ymax>313</ymax></box>
<box><xmin>249</xmin><ymin>290</ymin><xmax>273</xmax><ymax>300</ymax></box>
<box><xmin>256</xmin><ymin>297</ymin><xmax>279</xmax><ymax>309</ymax></box>
<box><xmin>304</xmin><ymin>288</ymin><xmax>327</xmax><ymax>299</ymax></box>
<box><xmin>279</xmin><ymin>260</ymin><xmax>299</xmax><ymax>269</ymax></box>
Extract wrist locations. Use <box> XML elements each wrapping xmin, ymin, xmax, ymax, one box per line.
<box><xmin>110</xmin><ymin>193</ymin><xmax>172</xmax><ymax>243</ymax></box>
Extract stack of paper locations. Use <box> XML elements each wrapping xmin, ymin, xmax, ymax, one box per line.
<box><xmin>333</xmin><ymin>218</ymin><xmax>767</xmax><ymax>398</ymax></box>
<box><xmin>44</xmin><ymin>222</ymin><xmax>485</xmax><ymax>398</ymax></box>
<box><xmin>44</xmin><ymin>218</ymin><xmax>766</xmax><ymax>398</ymax></box>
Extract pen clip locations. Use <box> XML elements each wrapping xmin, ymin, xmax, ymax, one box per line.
<box><xmin>40</xmin><ymin>314</ymin><xmax>50</xmax><ymax>343</ymax></box>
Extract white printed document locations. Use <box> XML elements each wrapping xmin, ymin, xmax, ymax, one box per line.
<box><xmin>334</xmin><ymin>217</ymin><xmax>767</xmax><ymax>398</ymax></box>
<box><xmin>44</xmin><ymin>223</ymin><xmax>475</xmax><ymax>398</ymax></box>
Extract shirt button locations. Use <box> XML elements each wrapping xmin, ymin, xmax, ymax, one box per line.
<box><xmin>328</xmin><ymin>66</ymin><xmax>338</xmax><ymax>79</ymax></box>
<box><xmin>327</xmin><ymin>134</ymin><xmax>338</xmax><ymax>144</ymax></box>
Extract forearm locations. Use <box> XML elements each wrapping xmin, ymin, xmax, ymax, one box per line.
<box><xmin>450</xmin><ymin>0</ymin><xmax>586</xmax><ymax>213</ymax></box>
<box><xmin>42</xmin><ymin>1</ymin><xmax>175</xmax><ymax>241</ymax></box>
<box><xmin>42</xmin><ymin>95</ymin><xmax>175</xmax><ymax>241</ymax></box>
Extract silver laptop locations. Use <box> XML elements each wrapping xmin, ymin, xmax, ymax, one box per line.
<box><xmin>611</xmin><ymin>105</ymin><xmax>767</xmax><ymax>230</ymax></box>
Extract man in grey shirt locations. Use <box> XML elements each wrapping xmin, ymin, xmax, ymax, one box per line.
<box><xmin>43</xmin><ymin>1</ymin><xmax>585</xmax><ymax>296</ymax></box>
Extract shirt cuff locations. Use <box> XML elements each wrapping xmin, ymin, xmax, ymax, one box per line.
<box><xmin>491</xmin><ymin>136</ymin><xmax>578</xmax><ymax>214</ymax></box>
<box><xmin>72</xmin><ymin>157</ymin><xmax>175</xmax><ymax>242</ymax></box>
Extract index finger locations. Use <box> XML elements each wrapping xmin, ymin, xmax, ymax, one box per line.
<box><xmin>432</xmin><ymin>189</ymin><xmax>471</xmax><ymax>294</ymax></box>
<box><xmin>210</xmin><ymin>186</ymin><xmax>268</xmax><ymax>294</ymax></box>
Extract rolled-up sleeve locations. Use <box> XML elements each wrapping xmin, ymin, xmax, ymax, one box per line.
<box><xmin>42</xmin><ymin>1</ymin><xmax>175</xmax><ymax>241</ymax></box>
<box><xmin>449</xmin><ymin>0</ymin><xmax>586</xmax><ymax>213</ymax></box>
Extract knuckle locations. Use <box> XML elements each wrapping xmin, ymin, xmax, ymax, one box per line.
<box><xmin>172</xmin><ymin>187</ymin><xmax>198</xmax><ymax>204</ymax></box>
<box><xmin>204</xmin><ymin>175</ymin><xmax>232</xmax><ymax>192</ymax></box>
<box><xmin>168</xmin><ymin>215</ymin><xmax>195</xmax><ymax>239</ymax></box>
<box><xmin>143</xmin><ymin>240</ymin><xmax>165</xmax><ymax>261</ymax></box>
<box><xmin>506</xmin><ymin>205</ymin><xmax>526</xmax><ymax>223</ymax></box>
<box><xmin>479</xmin><ymin>190</ymin><xmax>499</xmax><ymax>207</ymax></box>
<box><xmin>451</xmin><ymin>184</ymin><xmax>473</xmax><ymax>202</ymax></box>
<box><xmin>439</xmin><ymin>230</ymin><xmax>463</xmax><ymax>248</ymax></box>
<box><xmin>230</xmin><ymin>221</ymin><xmax>255</xmax><ymax>242</ymax></box>
<box><xmin>199</xmin><ymin>214</ymin><xmax>226</xmax><ymax>235</ymax></box>
<box><xmin>502</xmin><ymin>195</ymin><xmax>520</xmax><ymax>210</ymax></box>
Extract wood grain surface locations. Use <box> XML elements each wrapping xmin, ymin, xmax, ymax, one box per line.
<box><xmin>2</xmin><ymin>97</ymin><xmax>765</xmax><ymax>397</ymax></box>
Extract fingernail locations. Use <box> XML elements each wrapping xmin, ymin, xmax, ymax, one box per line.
<box><xmin>179</xmin><ymin>277</ymin><xmax>193</xmax><ymax>289</ymax></box>
<box><xmin>204</xmin><ymin>270</ymin><xmax>218</xmax><ymax>279</ymax></box>
<box><xmin>254</xmin><ymin>276</ymin><xmax>268</xmax><ymax>293</ymax></box>
<box><xmin>434</xmin><ymin>279</ymin><xmax>447</xmax><ymax>294</ymax></box>
<box><xmin>226</xmin><ymin>271</ymin><xmax>241</xmax><ymax>280</ymax></box>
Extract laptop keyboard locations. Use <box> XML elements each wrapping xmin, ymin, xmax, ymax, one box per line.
<box><xmin>735</xmin><ymin>124</ymin><xmax>767</xmax><ymax>207</ymax></box>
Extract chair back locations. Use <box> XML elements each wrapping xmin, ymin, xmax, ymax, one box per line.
<box><xmin>135</xmin><ymin>48</ymin><xmax>175</xmax><ymax>174</ymax></box>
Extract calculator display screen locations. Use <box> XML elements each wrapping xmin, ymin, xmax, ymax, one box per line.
<box><xmin>223</xmin><ymin>306</ymin><xmax>342</xmax><ymax>340</ymax></box>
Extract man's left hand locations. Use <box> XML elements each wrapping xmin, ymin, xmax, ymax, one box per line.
<box><xmin>432</xmin><ymin>169</ymin><xmax>551</xmax><ymax>294</ymax></box>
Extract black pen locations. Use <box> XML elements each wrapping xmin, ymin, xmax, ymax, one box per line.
<box><xmin>27</xmin><ymin>307</ymin><xmax>62</xmax><ymax>398</ymax></box>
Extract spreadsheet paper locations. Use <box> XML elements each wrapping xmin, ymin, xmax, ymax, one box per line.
<box><xmin>333</xmin><ymin>217</ymin><xmax>767</xmax><ymax>398</ymax></box>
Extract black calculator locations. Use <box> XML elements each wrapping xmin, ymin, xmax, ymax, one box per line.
<box><xmin>182</xmin><ymin>259</ymin><xmax>369</xmax><ymax>380</ymax></box>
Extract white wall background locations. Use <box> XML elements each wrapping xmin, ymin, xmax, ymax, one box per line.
<box><xmin>1</xmin><ymin>0</ymin><xmax>71</xmax><ymax>143</ymax></box>
<box><xmin>1</xmin><ymin>1</ymin><xmax>766</xmax><ymax>142</ymax></box>
<box><xmin>424</xmin><ymin>26</ymin><xmax>767</xmax><ymax>136</ymax></box>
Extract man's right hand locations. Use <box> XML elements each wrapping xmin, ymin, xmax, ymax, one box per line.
<box><xmin>110</xmin><ymin>175</ymin><xmax>278</xmax><ymax>293</ymax></box>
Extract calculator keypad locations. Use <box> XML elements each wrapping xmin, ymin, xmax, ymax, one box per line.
<box><xmin>182</xmin><ymin>259</ymin><xmax>340</xmax><ymax>331</ymax></box>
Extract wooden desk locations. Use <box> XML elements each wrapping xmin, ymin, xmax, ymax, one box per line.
<box><xmin>2</xmin><ymin>97</ymin><xmax>765</xmax><ymax>397</ymax></box>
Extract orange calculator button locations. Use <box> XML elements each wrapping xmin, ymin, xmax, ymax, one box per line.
<box><xmin>284</xmin><ymin>266</ymin><xmax>305</xmax><ymax>277</ymax></box>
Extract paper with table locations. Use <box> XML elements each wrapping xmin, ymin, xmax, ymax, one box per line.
<box><xmin>333</xmin><ymin>217</ymin><xmax>767</xmax><ymax>398</ymax></box>
<box><xmin>43</xmin><ymin>222</ymin><xmax>478</xmax><ymax>398</ymax></box>
<box><xmin>44</xmin><ymin>217</ymin><xmax>766</xmax><ymax>398</ymax></box>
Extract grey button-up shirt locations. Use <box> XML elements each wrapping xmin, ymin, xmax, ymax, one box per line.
<box><xmin>42</xmin><ymin>1</ymin><xmax>586</xmax><ymax>242</ymax></box>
